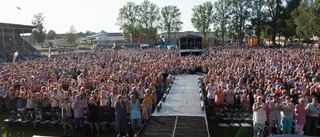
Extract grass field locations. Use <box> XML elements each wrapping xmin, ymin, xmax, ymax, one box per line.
<box><xmin>34</xmin><ymin>45</ymin><xmax>92</xmax><ymax>52</ymax></box>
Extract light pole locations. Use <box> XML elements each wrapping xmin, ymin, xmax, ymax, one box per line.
<box><xmin>16</xmin><ymin>7</ymin><xmax>21</xmax><ymax>23</ymax></box>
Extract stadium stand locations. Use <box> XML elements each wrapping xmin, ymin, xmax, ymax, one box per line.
<box><xmin>0</xmin><ymin>22</ymin><xmax>40</xmax><ymax>62</ymax></box>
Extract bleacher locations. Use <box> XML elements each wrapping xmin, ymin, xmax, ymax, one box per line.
<box><xmin>0</xmin><ymin>22</ymin><xmax>40</xmax><ymax>62</ymax></box>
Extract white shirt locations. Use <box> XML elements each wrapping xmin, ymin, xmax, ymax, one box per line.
<box><xmin>207</xmin><ymin>83</ymin><xmax>217</xmax><ymax>99</ymax></box>
<box><xmin>50</xmin><ymin>94</ymin><xmax>61</xmax><ymax>107</ymax></box>
<box><xmin>26</xmin><ymin>97</ymin><xmax>34</xmax><ymax>109</ymax></box>
<box><xmin>253</xmin><ymin>103</ymin><xmax>267</xmax><ymax>124</ymax></box>
<box><xmin>100</xmin><ymin>96</ymin><xmax>109</xmax><ymax>106</ymax></box>
<box><xmin>109</xmin><ymin>92</ymin><xmax>118</xmax><ymax>108</ymax></box>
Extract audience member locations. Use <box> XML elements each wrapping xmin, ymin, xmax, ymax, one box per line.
<box><xmin>294</xmin><ymin>98</ymin><xmax>307</xmax><ymax>135</ymax></box>
<box><xmin>305</xmin><ymin>97</ymin><xmax>320</xmax><ymax>136</ymax></box>
<box><xmin>60</xmin><ymin>98</ymin><xmax>74</xmax><ymax>136</ymax></box>
<box><xmin>128</xmin><ymin>95</ymin><xmax>142</xmax><ymax>137</ymax></box>
<box><xmin>114</xmin><ymin>95</ymin><xmax>128</xmax><ymax>137</ymax></box>
<box><xmin>252</xmin><ymin>96</ymin><xmax>267</xmax><ymax>137</ymax></box>
<box><xmin>72</xmin><ymin>95</ymin><xmax>86</xmax><ymax>136</ymax></box>
<box><xmin>280</xmin><ymin>95</ymin><xmax>294</xmax><ymax>134</ymax></box>
<box><xmin>87</xmin><ymin>97</ymin><xmax>100</xmax><ymax>136</ymax></box>
<box><xmin>267</xmin><ymin>94</ymin><xmax>281</xmax><ymax>135</ymax></box>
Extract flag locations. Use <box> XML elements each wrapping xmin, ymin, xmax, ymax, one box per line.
<box><xmin>13</xmin><ymin>51</ymin><xmax>18</xmax><ymax>63</ymax></box>
<box><xmin>16</xmin><ymin>7</ymin><xmax>21</xmax><ymax>10</ymax></box>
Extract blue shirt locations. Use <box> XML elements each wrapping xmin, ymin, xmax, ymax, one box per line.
<box><xmin>307</xmin><ymin>103</ymin><xmax>320</xmax><ymax>117</ymax></box>
<box><xmin>17</xmin><ymin>96</ymin><xmax>27</xmax><ymax>109</ymax></box>
<box><xmin>280</xmin><ymin>102</ymin><xmax>294</xmax><ymax>119</ymax></box>
<box><xmin>73</xmin><ymin>101</ymin><xmax>85</xmax><ymax>118</ymax></box>
<box><xmin>130</xmin><ymin>99</ymin><xmax>141</xmax><ymax>119</ymax></box>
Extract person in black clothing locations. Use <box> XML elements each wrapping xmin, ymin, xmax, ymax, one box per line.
<box><xmin>13</xmin><ymin>80</ymin><xmax>22</xmax><ymax>91</ymax></box>
<box><xmin>311</xmin><ymin>87</ymin><xmax>320</xmax><ymax>101</ymax></box>
<box><xmin>87</xmin><ymin>97</ymin><xmax>100</xmax><ymax>136</ymax></box>
<box><xmin>161</xmin><ymin>65</ymin><xmax>169</xmax><ymax>87</ymax></box>
<box><xmin>289</xmin><ymin>88</ymin><xmax>298</xmax><ymax>105</ymax></box>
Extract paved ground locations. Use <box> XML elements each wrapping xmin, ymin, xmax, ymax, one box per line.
<box><xmin>139</xmin><ymin>75</ymin><xmax>209</xmax><ymax>137</ymax></box>
<box><xmin>152</xmin><ymin>75</ymin><xmax>205</xmax><ymax>117</ymax></box>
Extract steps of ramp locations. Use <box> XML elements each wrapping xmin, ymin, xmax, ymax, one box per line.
<box><xmin>139</xmin><ymin>116</ymin><xmax>208</xmax><ymax>137</ymax></box>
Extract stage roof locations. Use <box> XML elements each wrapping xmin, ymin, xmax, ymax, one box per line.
<box><xmin>0</xmin><ymin>22</ymin><xmax>36</xmax><ymax>33</ymax></box>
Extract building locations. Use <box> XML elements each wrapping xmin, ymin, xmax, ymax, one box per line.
<box><xmin>81</xmin><ymin>28</ymin><xmax>159</xmax><ymax>48</ymax></box>
<box><xmin>80</xmin><ymin>31</ymin><xmax>126</xmax><ymax>48</ymax></box>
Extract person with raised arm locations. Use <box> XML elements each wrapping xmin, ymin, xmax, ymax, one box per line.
<box><xmin>114</xmin><ymin>95</ymin><xmax>128</xmax><ymax>137</ymax></box>
<box><xmin>87</xmin><ymin>97</ymin><xmax>100</xmax><ymax>136</ymax></box>
<box><xmin>71</xmin><ymin>95</ymin><xmax>86</xmax><ymax>136</ymax></box>
<box><xmin>252</xmin><ymin>96</ymin><xmax>267</xmax><ymax>137</ymax></box>
<box><xmin>294</xmin><ymin>98</ymin><xmax>307</xmax><ymax>135</ymax></box>
<box><xmin>279</xmin><ymin>95</ymin><xmax>294</xmax><ymax>134</ymax></box>
<box><xmin>127</xmin><ymin>94</ymin><xmax>142</xmax><ymax>137</ymax></box>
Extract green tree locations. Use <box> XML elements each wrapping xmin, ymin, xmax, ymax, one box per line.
<box><xmin>292</xmin><ymin>2</ymin><xmax>309</xmax><ymax>39</ymax></box>
<box><xmin>117</xmin><ymin>2</ymin><xmax>140</xmax><ymax>46</ymax></box>
<box><xmin>159</xmin><ymin>5</ymin><xmax>183</xmax><ymax>44</ymax></box>
<box><xmin>292</xmin><ymin>0</ymin><xmax>320</xmax><ymax>44</ymax></box>
<box><xmin>213</xmin><ymin>0</ymin><xmax>231</xmax><ymax>46</ymax></box>
<box><xmin>46</xmin><ymin>30</ymin><xmax>57</xmax><ymax>40</ymax></box>
<box><xmin>266</xmin><ymin>0</ymin><xmax>284</xmax><ymax>44</ymax></box>
<box><xmin>261</xmin><ymin>22</ymin><xmax>273</xmax><ymax>44</ymax></box>
<box><xmin>279</xmin><ymin>0</ymin><xmax>301</xmax><ymax>46</ymax></box>
<box><xmin>31</xmin><ymin>12</ymin><xmax>46</xmax><ymax>47</ymax></box>
<box><xmin>138</xmin><ymin>0</ymin><xmax>160</xmax><ymax>44</ymax></box>
<box><xmin>65</xmin><ymin>25</ymin><xmax>79</xmax><ymax>44</ymax></box>
<box><xmin>229</xmin><ymin>0</ymin><xmax>251</xmax><ymax>45</ymax></box>
<box><xmin>250</xmin><ymin>0</ymin><xmax>267</xmax><ymax>45</ymax></box>
<box><xmin>191</xmin><ymin>1</ymin><xmax>214</xmax><ymax>43</ymax></box>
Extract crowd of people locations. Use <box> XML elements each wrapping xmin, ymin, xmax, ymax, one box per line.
<box><xmin>204</xmin><ymin>46</ymin><xmax>320</xmax><ymax>136</ymax></box>
<box><xmin>0</xmin><ymin>49</ymin><xmax>178</xmax><ymax>137</ymax></box>
<box><xmin>0</xmin><ymin>46</ymin><xmax>320</xmax><ymax>137</ymax></box>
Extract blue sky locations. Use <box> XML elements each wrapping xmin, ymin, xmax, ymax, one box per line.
<box><xmin>0</xmin><ymin>0</ymin><xmax>216</xmax><ymax>33</ymax></box>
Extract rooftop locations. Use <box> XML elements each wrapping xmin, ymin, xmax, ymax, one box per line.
<box><xmin>0</xmin><ymin>22</ymin><xmax>36</xmax><ymax>33</ymax></box>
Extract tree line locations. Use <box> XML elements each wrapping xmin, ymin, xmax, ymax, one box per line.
<box><xmin>30</xmin><ymin>0</ymin><xmax>319</xmax><ymax>47</ymax></box>
<box><xmin>116</xmin><ymin>0</ymin><xmax>183</xmax><ymax>46</ymax></box>
<box><xmin>117</xmin><ymin>0</ymin><xmax>320</xmax><ymax>46</ymax></box>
